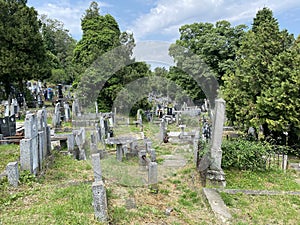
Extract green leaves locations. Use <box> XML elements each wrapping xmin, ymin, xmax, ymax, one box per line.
<box><xmin>0</xmin><ymin>0</ymin><xmax>48</xmax><ymax>96</ymax></box>
<box><xmin>222</xmin><ymin>7</ymin><xmax>299</xmax><ymax>146</ymax></box>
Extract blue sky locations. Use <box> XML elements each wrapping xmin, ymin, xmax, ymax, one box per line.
<box><xmin>27</xmin><ymin>0</ymin><xmax>300</xmax><ymax>43</ymax></box>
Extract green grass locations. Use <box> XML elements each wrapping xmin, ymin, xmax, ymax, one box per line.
<box><xmin>225</xmin><ymin>169</ymin><xmax>300</xmax><ymax>191</ymax></box>
<box><xmin>0</xmin><ymin>144</ymin><xmax>20</xmax><ymax>172</ymax></box>
<box><xmin>221</xmin><ymin>193</ymin><xmax>300</xmax><ymax>225</ymax></box>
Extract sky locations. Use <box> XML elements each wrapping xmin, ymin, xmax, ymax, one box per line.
<box><xmin>27</xmin><ymin>0</ymin><xmax>300</xmax><ymax>43</ymax></box>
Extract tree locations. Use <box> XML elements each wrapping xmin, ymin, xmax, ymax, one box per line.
<box><xmin>40</xmin><ymin>15</ymin><xmax>77</xmax><ymax>84</ymax></box>
<box><xmin>73</xmin><ymin>1</ymin><xmax>121</xmax><ymax>68</ymax></box>
<box><xmin>74</xmin><ymin>2</ymin><xmax>152</xmax><ymax>112</ymax></box>
<box><xmin>175</xmin><ymin>20</ymin><xmax>246</xmax><ymax>83</ymax></box>
<box><xmin>0</xmin><ymin>0</ymin><xmax>49</xmax><ymax>98</ymax></box>
<box><xmin>222</xmin><ymin>7</ymin><xmax>297</xmax><ymax>145</ymax></box>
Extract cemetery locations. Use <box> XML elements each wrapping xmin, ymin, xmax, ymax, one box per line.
<box><xmin>0</xmin><ymin>88</ymin><xmax>299</xmax><ymax>225</ymax></box>
<box><xmin>0</xmin><ymin>1</ymin><xmax>300</xmax><ymax>225</ymax></box>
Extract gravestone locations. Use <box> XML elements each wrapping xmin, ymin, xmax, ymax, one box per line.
<box><xmin>6</xmin><ymin>161</ymin><xmax>19</xmax><ymax>187</ymax></box>
<box><xmin>160</xmin><ymin>120</ymin><xmax>166</xmax><ymax>142</ymax></box>
<box><xmin>206</xmin><ymin>99</ymin><xmax>226</xmax><ymax>187</ymax></box>
<box><xmin>139</xmin><ymin>150</ymin><xmax>148</xmax><ymax>167</ymax></box>
<box><xmin>149</xmin><ymin>149</ymin><xmax>156</xmax><ymax>162</ymax></box>
<box><xmin>148</xmin><ymin>162</ymin><xmax>158</xmax><ymax>185</ymax></box>
<box><xmin>92</xmin><ymin>180</ymin><xmax>108</xmax><ymax>222</ymax></box>
<box><xmin>20</xmin><ymin>113</ymin><xmax>39</xmax><ymax>174</ymax></box>
<box><xmin>64</xmin><ymin>103</ymin><xmax>71</xmax><ymax>122</ymax></box>
<box><xmin>52</xmin><ymin>102</ymin><xmax>61</xmax><ymax>127</ymax></box>
<box><xmin>92</xmin><ymin>153</ymin><xmax>102</xmax><ymax>181</ymax></box>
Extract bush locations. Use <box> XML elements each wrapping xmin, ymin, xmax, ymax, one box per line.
<box><xmin>221</xmin><ymin>139</ymin><xmax>269</xmax><ymax>171</ymax></box>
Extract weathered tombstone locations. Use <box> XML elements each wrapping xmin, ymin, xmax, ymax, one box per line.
<box><xmin>64</xmin><ymin>103</ymin><xmax>71</xmax><ymax>122</ymax></box>
<box><xmin>116</xmin><ymin>143</ymin><xmax>123</xmax><ymax>161</ymax></box>
<box><xmin>206</xmin><ymin>99</ymin><xmax>226</xmax><ymax>187</ymax></box>
<box><xmin>20</xmin><ymin>113</ymin><xmax>39</xmax><ymax>175</ymax></box>
<box><xmin>148</xmin><ymin>162</ymin><xmax>158</xmax><ymax>185</ymax></box>
<box><xmin>139</xmin><ymin>150</ymin><xmax>148</xmax><ymax>167</ymax></box>
<box><xmin>52</xmin><ymin>102</ymin><xmax>61</xmax><ymax>127</ymax></box>
<box><xmin>149</xmin><ymin>149</ymin><xmax>156</xmax><ymax>162</ymax></box>
<box><xmin>67</xmin><ymin>133</ymin><xmax>75</xmax><ymax>153</ymax></box>
<box><xmin>160</xmin><ymin>120</ymin><xmax>166</xmax><ymax>142</ymax></box>
<box><xmin>92</xmin><ymin>153</ymin><xmax>102</xmax><ymax>181</ymax></box>
<box><xmin>145</xmin><ymin>141</ymin><xmax>152</xmax><ymax>152</ymax></box>
<box><xmin>179</xmin><ymin>124</ymin><xmax>186</xmax><ymax>138</ymax></box>
<box><xmin>92</xmin><ymin>180</ymin><xmax>108</xmax><ymax>222</ymax></box>
<box><xmin>6</xmin><ymin>162</ymin><xmax>19</xmax><ymax>187</ymax></box>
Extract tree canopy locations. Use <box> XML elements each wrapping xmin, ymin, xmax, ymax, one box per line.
<box><xmin>222</xmin><ymin>7</ymin><xmax>298</xmax><ymax>146</ymax></box>
<box><xmin>0</xmin><ymin>0</ymin><xmax>49</xmax><ymax>97</ymax></box>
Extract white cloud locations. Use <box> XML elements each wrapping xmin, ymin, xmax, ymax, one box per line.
<box><xmin>130</xmin><ymin>0</ymin><xmax>300</xmax><ymax>40</ymax></box>
<box><xmin>29</xmin><ymin>0</ymin><xmax>111</xmax><ymax>39</ymax></box>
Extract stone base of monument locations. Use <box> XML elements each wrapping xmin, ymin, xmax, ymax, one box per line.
<box><xmin>206</xmin><ymin>169</ymin><xmax>226</xmax><ymax>187</ymax></box>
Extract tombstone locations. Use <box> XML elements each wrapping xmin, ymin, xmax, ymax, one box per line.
<box><xmin>92</xmin><ymin>153</ymin><xmax>102</xmax><ymax>181</ymax></box>
<box><xmin>149</xmin><ymin>149</ymin><xmax>156</xmax><ymax>162</ymax></box>
<box><xmin>207</xmin><ymin>99</ymin><xmax>226</xmax><ymax>187</ymax></box>
<box><xmin>20</xmin><ymin>113</ymin><xmax>39</xmax><ymax>174</ymax></box>
<box><xmin>139</xmin><ymin>150</ymin><xmax>148</xmax><ymax>167</ymax></box>
<box><xmin>52</xmin><ymin>102</ymin><xmax>61</xmax><ymax>127</ymax></box>
<box><xmin>179</xmin><ymin>124</ymin><xmax>186</xmax><ymax>138</ymax></box>
<box><xmin>116</xmin><ymin>144</ymin><xmax>123</xmax><ymax>161</ymax></box>
<box><xmin>282</xmin><ymin>155</ymin><xmax>288</xmax><ymax>172</ymax></box>
<box><xmin>64</xmin><ymin>103</ymin><xmax>71</xmax><ymax>122</ymax></box>
<box><xmin>92</xmin><ymin>180</ymin><xmax>108</xmax><ymax>222</ymax></box>
<box><xmin>67</xmin><ymin>133</ymin><xmax>75</xmax><ymax>153</ymax></box>
<box><xmin>6</xmin><ymin>161</ymin><xmax>19</xmax><ymax>187</ymax></box>
<box><xmin>148</xmin><ymin>162</ymin><xmax>158</xmax><ymax>185</ymax></box>
<box><xmin>160</xmin><ymin>120</ymin><xmax>166</xmax><ymax>142</ymax></box>
<box><xmin>145</xmin><ymin>141</ymin><xmax>152</xmax><ymax>152</ymax></box>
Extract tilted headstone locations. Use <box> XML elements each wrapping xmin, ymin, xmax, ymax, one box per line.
<box><xmin>6</xmin><ymin>161</ymin><xmax>19</xmax><ymax>187</ymax></box>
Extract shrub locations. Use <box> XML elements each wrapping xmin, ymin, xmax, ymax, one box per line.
<box><xmin>221</xmin><ymin>139</ymin><xmax>269</xmax><ymax>171</ymax></box>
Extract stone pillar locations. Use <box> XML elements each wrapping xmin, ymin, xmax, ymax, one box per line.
<box><xmin>92</xmin><ymin>180</ymin><xmax>108</xmax><ymax>222</ymax></box>
<box><xmin>67</xmin><ymin>133</ymin><xmax>75</xmax><ymax>153</ymax></box>
<box><xmin>148</xmin><ymin>162</ymin><xmax>158</xmax><ymax>185</ymax></box>
<box><xmin>64</xmin><ymin>103</ymin><xmax>70</xmax><ymax>122</ymax></box>
<box><xmin>149</xmin><ymin>149</ymin><xmax>156</xmax><ymax>162</ymax></box>
<box><xmin>92</xmin><ymin>153</ymin><xmax>102</xmax><ymax>181</ymax></box>
<box><xmin>160</xmin><ymin>120</ymin><xmax>166</xmax><ymax>142</ymax></box>
<box><xmin>210</xmin><ymin>99</ymin><xmax>225</xmax><ymax>170</ymax></box>
<box><xmin>207</xmin><ymin>99</ymin><xmax>226</xmax><ymax>187</ymax></box>
<box><xmin>20</xmin><ymin>113</ymin><xmax>39</xmax><ymax>175</ymax></box>
<box><xmin>6</xmin><ymin>162</ymin><xmax>19</xmax><ymax>187</ymax></box>
<box><xmin>145</xmin><ymin>141</ymin><xmax>152</xmax><ymax>152</ymax></box>
<box><xmin>139</xmin><ymin>150</ymin><xmax>148</xmax><ymax>167</ymax></box>
<box><xmin>282</xmin><ymin>155</ymin><xmax>288</xmax><ymax>172</ymax></box>
<box><xmin>116</xmin><ymin>143</ymin><xmax>123</xmax><ymax>161</ymax></box>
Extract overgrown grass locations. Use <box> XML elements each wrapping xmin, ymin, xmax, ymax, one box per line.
<box><xmin>221</xmin><ymin>193</ymin><xmax>300</xmax><ymax>225</ymax></box>
<box><xmin>225</xmin><ymin>169</ymin><xmax>300</xmax><ymax>191</ymax></box>
<box><xmin>0</xmin><ymin>144</ymin><xmax>20</xmax><ymax>172</ymax></box>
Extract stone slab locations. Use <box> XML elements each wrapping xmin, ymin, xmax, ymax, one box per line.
<box><xmin>202</xmin><ymin>188</ymin><xmax>232</xmax><ymax>224</ymax></box>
